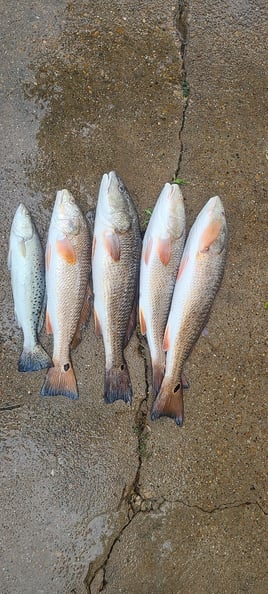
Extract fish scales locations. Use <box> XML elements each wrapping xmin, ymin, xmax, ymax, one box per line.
<box><xmin>8</xmin><ymin>203</ymin><xmax>51</xmax><ymax>372</ymax></box>
<box><xmin>139</xmin><ymin>183</ymin><xmax>186</xmax><ymax>393</ymax></box>
<box><xmin>41</xmin><ymin>189</ymin><xmax>91</xmax><ymax>400</ymax></box>
<box><xmin>92</xmin><ymin>171</ymin><xmax>142</xmax><ymax>404</ymax></box>
<box><xmin>151</xmin><ymin>195</ymin><xmax>228</xmax><ymax>426</ymax></box>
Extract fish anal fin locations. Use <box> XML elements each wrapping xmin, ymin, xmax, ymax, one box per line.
<box><xmin>94</xmin><ymin>308</ymin><xmax>102</xmax><ymax>337</ymax></box>
<box><xmin>104</xmin><ymin>231</ymin><xmax>120</xmax><ymax>261</ymax></box>
<box><xmin>162</xmin><ymin>325</ymin><xmax>170</xmax><ymax>351</ymax></box>
<box><xmin>139</xmin><ymin>307</ymin><xmax>147</xmax><ymax>335</ymax></box>
<box><xmin>56</xmin><ymin>237</ymin><xmax>77</xmax><ymax>264</ymax></box>
<box><xmin>157</xmin><ymin>237</ymin><xmax>171</xmax><ymax>266</ymax></box>
<box><xmin>40</xmin><ymin>362</ymin><xmax>78</xmax><ymax>400</ymax></box>
<box><xmin>105</xmin><ymin>363</ymin><xmax>132</xmax><ymax>404</ymax></box>
<box><xmin>151</xmin><ymin>379</ymin><xmax>184</xmax><ymax>426</ymax></box>
<box><xmin>70</xmin><ymin>284</ymin><xmax>92</xmax><ymax>350</ymax></box>
<box><xmin>144</xmin><ymin>236</ymin><xmax>153</xmax><ymax>265</ymax></box>
<box><xmin>46</xmin><ymin>310</ymin><xmax>53</xmax><ymax>335</ymax></box>
<box><xmin>200</xmin><ymin>220</ymin><xmax>222</xmax><ymax>253</ymax></box>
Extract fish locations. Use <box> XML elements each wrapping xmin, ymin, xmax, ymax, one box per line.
<box><xmin>92</xmin><ymin>171</ymin><xmax>142</xmax><ymax>404</ymax></box>
<box><xmin>151</xmin><ymin>195</ymin><xmax>228</xmax><ymax>426</ymax></box>
<box><xmin>8</xmin><ymin>203</ymin><xmax>51</xmax><ymax>372</ymax></box>
<box><xmin>139</xmin><ymin>182</ymin><xmax>186</xmax><ymax>394</ymax></box>
<box><xmin>40</xmin><ymin>189</ymin><xmax>91</xmax><ymax>400</ymax></box>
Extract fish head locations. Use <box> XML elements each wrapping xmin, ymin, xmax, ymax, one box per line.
<box><xmin>196</xmin><ymin>195</ymin><xmax>227</xmax><ymax>255</ymax></box>
<box><xmin>11</xmin><ymin>203</ymin><xmax>34</xmax><ymax>241</ymax></box>
<box><xmin>148</xmin><ymin>183</ymin><xmax>185</xmax><ymax>241</ymax></box>
<box><xmin>52</xmin><ymin>189</ymin><xmax>85</xmax><ymax>237</ymax></box>
<box><xmin>97</xmin><ymin>171</ymin><xmax>131</xmax><ymax>233</ymax></box>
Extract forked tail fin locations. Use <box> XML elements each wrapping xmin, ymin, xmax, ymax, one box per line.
<box><xmin>18</xmin><ymin>343</ymin><xmax>52</xmax><ymax>372</ymax></box>
<box><xmin>151</xmin><ymin>378</ymin><xmax>184</xmax><ymax>426</ymax></box>
<box><xmin>104</xmin><ymin>362</ymin><xmax>132</xmax><ymax>404</ymax></box>
<box><xmin>40</xmin><ymin>362</ymin><xmax>78</xmax><ymax>400</ymax></box>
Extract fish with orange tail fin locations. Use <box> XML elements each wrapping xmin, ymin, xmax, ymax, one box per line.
<box><xmin>92</xmin><ymin>171</ymin><xmax>142</xmax><ymax>404</ymax></box>
<box><xmin>41</xmin><ymin>189</ymin><xmax>91</xmax><ymax>400</ymax></box>
<box><xmin>151</xmin><ymin>195</ymin><xmax>228</xmax><ymax>426</ymax></box>
<box><xmin>139</xmin><ymin>182</ymin><xmax>186</xmax><ymax>395</ymax></box>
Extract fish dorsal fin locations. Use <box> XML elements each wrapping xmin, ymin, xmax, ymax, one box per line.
<box><xmin>104</xmin><ymin>231</ymin><xmax>120</xmax><ymax>262</ymax></box>
<box><xmin>199</xmin><ymin>220</ymin><xmax>222</xmax><ymax>253</ymax></box>
<box><xmin>157</xmin><ymin>237</ymin><xmax>171</xmax><ymax>266</ymax></box>
<box><xmin>56</xmin><ymin>238</ymin><xmax>77</xmax><ymax>264</ymax></box>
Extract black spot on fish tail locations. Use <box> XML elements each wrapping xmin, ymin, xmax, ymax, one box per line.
<box><xmin>104</xmin><ymin>363</ymin><xmax>132</xmax><ymax>404</ymax></box>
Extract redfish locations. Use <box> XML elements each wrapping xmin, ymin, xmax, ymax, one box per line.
<box><xmin>41</xmin><ymin>189</ymin><xmax>91</xmax><ymax>399</ymax></box>
<box><xmin>151</xmin><ymin>195</ymin><xmax>228</xmax><ymax>426</ymax></box>
<box><xmin>8</xmin><ymin>203</ymin><xmax>51</xmax><ymax>371</ymax></box>
<box><xmin>139</xmin><ymin>183</ymin><xmax>186</xmax><ymax>394</ymax></box>
<box><xmin>92</xmin><ymin>171</ymin><xmax>142</xmax><ymax>404</ymax></box>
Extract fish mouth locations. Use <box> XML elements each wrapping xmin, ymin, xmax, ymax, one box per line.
<box><xmin>12</xmin><ymin>203</ymin><xmax>34</xmax><ymax>239</ymax></box>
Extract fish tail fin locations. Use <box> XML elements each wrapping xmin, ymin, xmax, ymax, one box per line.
<box><xmin>151</xmin><ymin>378</ymin><xmax>184</xmax><ymax>427</ymax></box>
<box><xmin>40</xmin><ymin>363</ymin><xmax>78</xmax><ymax>400</ymax></box>
<box><xmin>152</xmin><ymin>362</ymin><xmax>165</xmax><ymax>396</ymax></box>
<box><xmin>105</xmin><ymin>363</ymin><xmax>132</xmax><ymax>404</ymax></box>
<box><xmin>18</xmin><ymin>344</ymin><xmax>52</xmax><ymax>372</ymax></box>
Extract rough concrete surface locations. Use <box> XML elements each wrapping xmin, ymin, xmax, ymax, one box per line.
<box><xmin>0</xmin><ymin>1</ymin><xmax>267</xmax><ymax>593</ymax></box>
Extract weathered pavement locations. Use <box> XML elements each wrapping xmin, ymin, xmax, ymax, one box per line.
<box><xmin>0</xmin><ymin>1</ymin><xmax>267</xmax><ymax>593</ymax></box>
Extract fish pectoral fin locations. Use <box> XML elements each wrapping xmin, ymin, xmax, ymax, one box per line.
<box><xmin>199</xmin><ymin>220</ymin><xmax>222</xmax><ymax>253</ymax></box>
<box><xmin>45</xmin><ymin>309</ymin><xmax>53</xmax><ymax>335</ymax></box>
<box><xmin>94</xmin><ymin>308</ymin><xmax>102</xmax><ymax>337</ymax></box>
<box><xmin>157</xmin><ymin>237</ymin><xmax>171</xmax><ymax>266</ymax></box>
<box><xmin>143</xmin><ymin>236</ymin><xmax>153</xmax><ymax>265</ymax></box>
<box><xmin>71</xmin><ymin>284</ymin><xmax>92</xmax><ymax>350</ymax></box>
<box><xmin>139</xmin><ymin>306</ymin><xmax>147</xmax><ymax>335</ymax></box>
<box><xmin>151</xmin><ymin>380</ymin><xmax>184</xmax><ymax>427</ymax></box>
<box><xmin>19</xmin><ymin>239</ymin><xmax>27</xmax><ymax>258</ymax></box>
<box><xmin>177</xmin><ymin>254</ymin><xmax>189</xmax><ymax>280</ymax></box>
<box><xmin>104</xmin><ymin>231</ymin><xmax>120</xmax><ymax>261</ymax></box>
<box><xmin>56</xmin><ymin>237</ymin><xmax>77</xmax><ymax>264</ymax></box>
<box><xmin>45</xmin><ymin>243</ymin><xmax>52</xmax><ymax>271</ymax></box>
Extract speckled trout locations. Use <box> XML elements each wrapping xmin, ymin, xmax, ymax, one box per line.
<box><xmin>92</xmin><ymin>171</ymin><xmax>142</xmax><ymax>404</ymax></box>
<box><xmin>41</xmin><ymin>189</ymin><xmax>91</xmax><ymax>400</ymax></box>
<box><xmin>8</xmin><ymin>203</ymin><xmax>51</xmax><ymax>372</ymax></box>
<box><xmin>139</xmin><ymin>182</ymin><xmax>186</xmax><ymax>394</ymax></box>
<box><xmin>151</xmin><ymin>195</ymin><xmax>228</xmax><ymax>426</ymax></box>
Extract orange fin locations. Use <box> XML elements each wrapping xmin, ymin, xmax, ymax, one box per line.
<box><xmin>151</xmin><ymin>379</ymin><xmax>184</xmax><ymax>426</ymax></box>
<box><xmin>177</xmin><ymin>254</ymin><xmax>189</xmax><ymax>280</ymax></box>
<box><xmin>56</xmin><ymin>237</ymin><xmax>77</xmax><ymax>264</ymax></box>
<box><xmin>46</xmin><ymin>310</ymin><xmax>53</xmax><ymax>335</ymax></box>
<box><xmin>152</xmin><ymin>362</ymin><xmax>165</xmax><ymax>396</ymax></box>
<box><xmin>70</xmin><ymin>285</ymin><xmax>92</xmax><ymax>350</ymax></box>
<box><xmin>139</xmin><ymin>307</ymin><xmax>147</xmax><ymax>335</ymax></box>
<box><xmin>104</xmin><ymin>231</ymin><xmax>120</xmax><ymax>261</ymax></box>
<box><xmin>105</xmin><ymin>363</ymin><xmax>132</xmax><ymax>404</ymax></box>
<box><xmin>125</xmin><ymin>299</ymin><xmax>137</xmax><ymax>346</ymax></box>
<box><xmin>157</xmin><ymin>237</ymin><xmax>171</xmax><ymax>266</ymax></box>
<box><xmin>144</xmin><ymin>236</ymin><xmax>153</xmax><ymax>265</ymax></box>
<box><xmin>200</xmin><ymin>220</ymin><xmax>222</xmax><ymax>252</ymax></box>
<box><xmin>45</xmin><ymin>243</ymin><xmax>52</xmax><ymax>271</ymax></box>
<box><xmin>162</xmin><ymin>325</ymin><xmax>170</xmax><ymax>351</ymax></box>
<box><xmin>94</xmin><ymin>308</ymin><xmax>102</xmax><ymax>337</ymax></box>
<box><xmin>40</xmin><ymin>362</ymin><xmax>78</xmax><ymax>400</ymax></box>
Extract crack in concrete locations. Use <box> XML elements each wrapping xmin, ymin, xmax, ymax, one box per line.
<box><xmin>174</xmin><ymin>0</ymin><xmax>190</xmax><ymax>177</ymax></box>
<box><xmin>159</xmin><ymin>497</ymin><xmax>268</xmax><ymax>516</ymax></box>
